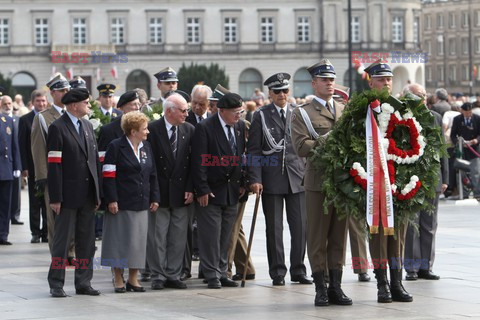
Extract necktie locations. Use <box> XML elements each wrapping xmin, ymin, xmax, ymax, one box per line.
<box><xmin>280</xmin><ymin>109</ymin><xmax>286</xmax><ymax>125</ymax></box>
<box><xmin>105</xmin><ymin>111</ymin><xmax>110</xmax><ymax>117</ymax></box>
<box><xmin>170</xmin><ymin>126</ymin><xmax>177</xmax><ymax>158</ymax></box>
<box><xmin>326</xmin><ymin>102</ymin><xmax>334</xmax><ymax>116</ymax></box>
<box><xmin>61</xmin><ymin>109</ymin><xmax>65</xmax><ymax>114</ymax></box>
<box><xmin>198</xmin><ymin>115</ymin><xmax>202</xmax><ymax>123</ymax></box>
<box><xmin>226</xmin><ymin>125</ymin><xmax>236</xmax><ymax>155</ymax></box>
<box><xmin>466</xmin><ymin>118</ymin><xmax>471</xmax><ymax>126</ymax></box>
<box><xmin>77</xmin><ymin>120</ymin><xmax>83</xmax><ymax>137</ymax></box>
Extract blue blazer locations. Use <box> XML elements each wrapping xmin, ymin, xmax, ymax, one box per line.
<box><xmin>0</xmin><ymin>115</ymin><xmax>21</xmax><ymax>181</ymax></box>
<box><xmin>103</xmin><ymin>135</ymin><xmax>160</xmax><ymax>211</ymax></box>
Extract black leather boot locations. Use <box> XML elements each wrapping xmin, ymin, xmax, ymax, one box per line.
<box><xmin>327</xmin><ymin>269</ymin><xmax>352</xmax><ymax>305</ymax></box>
<box><xmin>390</xmin><ymin>268</ymin><xmax>413</xmax><ymax>302</ymax></box>
<box><xmin>312</xmin><ymin>271</ymin><xmax>329</xmax><ymax>306</ymax></box>
<box><xmin>374</xmin><ymin>268</ymin><xmax>392</xmax><ymax>303</ymax></box>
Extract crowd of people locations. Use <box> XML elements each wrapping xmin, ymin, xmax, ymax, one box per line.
<box><xmin>0</xmin><ymin>59</ymin><xmax>463</xmax><ymax>306</ymax></box>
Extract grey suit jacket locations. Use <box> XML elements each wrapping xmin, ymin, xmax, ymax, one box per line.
<box><xmin>247</xmin><ymin>103</ymin><xmax>305</xmax><ymax>194</ymax></box>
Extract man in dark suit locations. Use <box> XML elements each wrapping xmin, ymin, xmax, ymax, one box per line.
<box><xmin>147</xmin><ymin>94</ymin><xmax>195</xmax><ymax>290</ymax></box>
<box><xmin>0</xmin><ymin>111</ymin><xmax>21</xmax><ymax>245</ymax></box>
<box><xmin>404</xmin><ymin>83</ymin><xmax>449</xmax><ymax>281</ymax></box>
<box><xmin>95</xmin><ymin>84</ymin><xmax>122</xmax><ymax>119</ymax></box>
<box><xmin>1</xmin><ymin>95</ymin><xmax>23</xmax><ymax>225</ymax></box>
<box><xmin>192</xmin><ymin>92</ymin><xmax>246</xmax><ymax>289</ymax></box>
<box><xmin>248</xmin><ymin>72</ymin><xmax>310</xmax><ymax>286</ymax></box>
<box><xmin>450</xmin><ymin>102</ymin><xmax>480</xmax><ymax>161</ymax></box>
<box><xmin>47</xmin><ymin>88</ymin><xmax>101</xmax><ymax>298</ymax></box>
<box><xmin>18</xmin><ymin>90</ymin><xmax>49</xmax><ymax>243</ymax></box>
<box><xmin>291</xmin><ymin>59</ymin><xmax>352</xmax><ymax>306</ymax></box>
<box><xmin>182</xmin><ymin>84</ymin><xmax>212</xmax><ymax>280</ymax></box>
<box><xmin>31</xmin><ymin>73</ymin><xmax>70</xmax><ymax>252</ymax></box>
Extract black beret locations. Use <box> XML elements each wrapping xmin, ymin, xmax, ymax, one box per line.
<box><xmin>461</xmin><ymin>102</ymin><xmax>473</xmax><ymax>111</ymax></box>
<box><xmin>217</xmin><ymin>92</ymin><xmax>243</xmax><ymax>109</ymax></box>
<box><xmin>61</xmin><ymin>88</ymin><xmax>90</xmax><ymax>105</ymax></box>
<box><xmin>164</xmin><ymin>90</ymin><xmax>191</xmax><ymax>103</ymax></box>
<box><xmin>117</xmin><ymin>90</ymin><xmax>139</xmax><ymax>108</ymax></box>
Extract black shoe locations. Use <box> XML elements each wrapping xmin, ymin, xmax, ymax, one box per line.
<box><xmin>405</xmin><ymin>271</ymin><xmax>418</xmax><ymax>281</ymax></box>
<box><xmin>11</xmin><ymin>219</ymin><xmax>24</xmax><ymax>225</ymax></box>
<box><xmin>220</xmin><ymin>277</ymin><xmax>238</xmax><ymax>287</ymax></box>
<box><xmin>327</xmin><ymin>270</ymin><xmax>352</xmax><ymax>305</ymax></box>
<box><xmin>50</xmin><ymin>288</ymin><xmax>67</xmax><ymax>298</ymax></box>
<box><xmin>358</xmin><ymin>273</ymin><xmax>371</xmax><ymax>282</ymax></box>
<box><xmin>418</xmin><ymin>269</ymin><xmax>440</xmax><ymax>280</ymax></box>
<box><xmin>76</xmin><ymin>286</ymin><xmax>100</xmax><ymax>296</ymax></box>
<box><xmin>0</xmin><ymin>239</ymin><xmax>12</xmax><ymax>245</ymax></box>
<box><xmin>232</xmin><ymin>273</ymin><xmax>255</xmax><ymax>281</ymax></box>
<box><xmin>180</xmin><ymin>272</ymin><xmax>192</xmax><ymax>281</ymax></box>
<box><xmin>140</xmin><ymin>274</ymin><xmax>151</xmax><ymax>282</ymax></box>
<box><xmin>207</xmin><ymin>278</ymin><xmax>221</xmax><ymax>289</ymax></box>
<box><xmin>291</xmin><ymin>275</ymin><xmax>313</xmax><ymax>284</ymax></box>
<box><xmin>312</xmin><ymin>272</ymin><xmax>329</xmax><ymax>306</ymax></box>
<box><xmin>126</xmin><ymin>282</ymin><xmax>146</xmax><ymax>292</ymax></box>
<box><xmin>272</xmin><ymin>275</ymin><xmax>285</xmax><ymax>286</ymax></box>
<box><xmin>31</xmin><ymin>235</ymin><xmax>41</xmax><ymax>243</ymax></box>
<box><xmin>374</xmin><ymin>269</ymin><xmax>392</xmax><ymax>303</ymax></box>
<box><xmin>114</xmin><ymin>286</ymin><xmax>126</xmax><ymax>293</ymax></box>
<box><xmin>165</xmin><ymin>279</ymin><xmax>187</xmax><ymax>289</ymax></box>
<box><xmin>41</xmin><ymin>236</ymin><xmax>48</xmax><ymax>243</ymax></box>
<box><xmin>151</xmin><ymin>280</ymin><xmax>165</xmax><ymax>290</ymax></box>
<box><xmin>390</xmin><ymin>269</ymin><xmax>413</xmax><ymax>302</ymax></box>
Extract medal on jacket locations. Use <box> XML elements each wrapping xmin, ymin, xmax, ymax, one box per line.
<box><xmin>6</xmin><ymin>126</ymin><xmax>11</xmax><ymax>135</ymax></box>
<box><xmin>141</xmin><ymin>150</ymin><xmax>147</xmax><ymax>164</ymax></box>
<box><xmin>1</xmin><ymin>116</ymin><xmax>5</xmax><ymax>123</ymax></box>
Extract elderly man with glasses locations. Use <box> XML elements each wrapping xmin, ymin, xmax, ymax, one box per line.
<box><xmin>247</xmin><ymin>72</ymin><xmax>310</xmax><ymax>287</ymax></box>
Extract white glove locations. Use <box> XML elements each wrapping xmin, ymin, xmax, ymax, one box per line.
<box><xmin>13</xmin><ymin>170</ymin><xmax>21</xmax><ymax>178</ymax></box>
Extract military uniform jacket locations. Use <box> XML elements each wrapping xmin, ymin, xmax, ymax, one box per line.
<box><xmin>148</xmin><ymin>117</ymin><xmax>195</xmax><ymax>208</ymax></box>
<box><xmin>291</xmin><ymin>98</ymin><xmax>344</xmax><ymax>192</ymax></box>
<box><xmin>192</xmin><ymin>113</ymin><xmax>246</xmax><ymax>206</ymax></box>
<box><xmin>98</xmin><ymin>115</ymin><xmax>123</xmax><ymax>151</ymax></box>
<box><xmin>18</xmin><ymin>111</ymin><xmax>35</xmax><ymax>177</ymax></box>
<box><xmin>0</xmin><ymin>115</ymin><xmax>21</xmax><ymax>181</ymax></box>
<box><xmin>31</xmin><ymin>106</ymin><xmax>62</xmax><ymax>181</ymax></box>
<box><xmin>247</xmin><ymin>103</ymin><xmax>305</xmax><ymax>194</ymax></box>
<box><xmin>103</xmin><ymin>136</ymin><xmax>160</xmax><ymax>211</ymax></box>
<box><xmin>47</xmin><ymin>113</ymin><xmax>101</xmax><ymax>209</ymax></box>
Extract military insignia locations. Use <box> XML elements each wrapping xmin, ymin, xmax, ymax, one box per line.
<box><xmin>106</xmin><ymin>84</ymin><xmax>110</xmax><ymax>89</ymax></box>
<box><xmin>326</xmin><ymin>66</ymin><xmax>331</xmax><ymax>70</ymax></box>
<box><xmin>1</xmin><ymin>116</ymin><xmax>5</xmax><ymax>123</ymax></box>
<box><xmin>6</xmin><ymin>126</ymin><xmax>11</xmax><ymax>135</ymax></box>
<box><xmin>380</xmin><ymin>64</ymin><xmax>385</xmax><ymax>69</ymax></box>
<box><xmin>277</xmin><ymin>73</ymin><xmax>284</xmax><ymax>81</ymax></box>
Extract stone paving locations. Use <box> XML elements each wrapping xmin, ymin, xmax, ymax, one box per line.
<box><xmin>1</xmin><ymin>189</ymin><xmax>480</xmax><ymax>319</ymax></box>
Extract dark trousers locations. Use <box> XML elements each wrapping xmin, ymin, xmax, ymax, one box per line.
<box><xmin>404</xmin><ymin>194</ymin><xmax>439</xmax><ymax>272</ymax></box>
<box><xmin>0</xmin><ymin>180</ymin><xmax>13</xmax><ymax>241</ymax></box>
<box><xmin>47</xmin><ymin>198</ymin><xmax>96</xmax><ymax>290</ymax></box>
<box><xmin>197</xmin><ymin>203</ymin><xmax>237</xmax><ymax>280</ymax></box>
<box><xmin>27</xmin><ymin>176</ymin><xmax>47</xmax><ymax>237</ymax></box>
<box><xmin>10</xmin><ymin>177</ymin><xmax>21</xmax><ymax>222</ymax></box>
<box><xmin>262</xmin><ymin>192</ymin><xmax>307</xmax><ymax>279</ymax></box>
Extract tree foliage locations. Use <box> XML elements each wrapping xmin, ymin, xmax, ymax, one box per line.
<box><xmin>177</xmin><ymin>63</ymin><xmax>229</xmax><ymax>94</ymax></box>
<box><xmin>0</xmin><ymin>72</ymin><xmax>14</xmax><ymax>97</ymax></box>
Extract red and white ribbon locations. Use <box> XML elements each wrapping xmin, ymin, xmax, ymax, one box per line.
<box><xmin>102</xmin><ymin>164</ymin><xmax>116</xmax><ymax>178</ymax></box>
<box><xmin>98</xmin><ymin>151</ymin><xmax>106</xmax><ymax>163</ymax></box>
<box><xmin>47</xmin><ymin>151</ymin><xmax>62</xmax><ymax>163</ymax></box>
<box><xmin>365</xmin><ymin>100</ymin><xmax>395</xmax><ymax>235</ymax></box>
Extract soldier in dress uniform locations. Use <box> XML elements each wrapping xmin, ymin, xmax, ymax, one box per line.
<box><xmin>31</xmin><ymin>73</ymin><xmax>71</xmax><ymax>253</ymax></box>
<box><xmin>69</xmin><ymin>76</ymin><xmax>87</xmax><ymax>89</ymax></box>
<box><xmin>207</xmin><ymin>84</ymin><xmax>229</xmax><ymax>114</ymax></box>
<box><xmin>364</xmin><ymin>60</ymin><xmax>413</xmax><ymax>303</ymax></box>
<box><xmin>248</xmin><ymin>72</ymin><xmax>311</xmax><ymax>286</ymax></box>
<box><xmin>291</xmin><ymin>59</ymin><xmax>352</xmax><ymax>307</ymax></box>
<box><xmin>0</xmin><ymin>109</ymin><xmax>21</xmax><ymax>245</ymax></box>
<box><xmin>95</xmin><ymin>84</ymin><xmax>122</xmax><ymax>119</ymax></box>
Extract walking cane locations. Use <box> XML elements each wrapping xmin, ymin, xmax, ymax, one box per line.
<box><xmin>241</xmin><ymin>193</ymin><xmax>261</xmax><ymax>287</ymax></box>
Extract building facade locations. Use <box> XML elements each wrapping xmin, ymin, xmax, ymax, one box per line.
<box><xmin>0</xmin><ymin>0</ymin><xmax>422</xmax><ymax>100</ymax></box>
<box><xmin>422</xmin><ymin>0</ymin><xmax>480</xmax><ymax>96</ymax></box>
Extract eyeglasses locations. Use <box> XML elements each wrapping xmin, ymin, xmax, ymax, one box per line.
<box><xmin>229</xmin><ymin>109</ymin><xmax>245</xmax><ymax>116</ymax></box>
<box><xmin>272</xmin><ymin>89</ymin><xmax>289</xmax><ymax>95</ymax></box>
<box><xmin>175</xmin><ymin>108</ymin><xmax>188</xmax><ymax>114</ymax></box>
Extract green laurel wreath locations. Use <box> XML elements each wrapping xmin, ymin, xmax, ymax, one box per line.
<box><xmin>143</xmin><ymin>100</ymin><xmax>164</xmax><ymax>122</ymax></box>
<box><xmin>310</xmin><ymin>89</ymin><xmax>446</xmax><ymax>226</ymax></box>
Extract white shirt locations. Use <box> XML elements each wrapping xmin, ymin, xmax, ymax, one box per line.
<box><xmin>164</xmin><ymin>117</ymin><xmax>175</xmax><ymax>139</ymax></box>
<box><xmin>126</xmin><ymin>136</ymin><xmax>143</xmax><ymax>163</ymax></box>
<box><xmin>66</xmin><ymin>111</ymin><xmax>81</xmax><ymax>134</ymax></box>
<box><xmin>314</xmin><ymin>96</ymin><xmax>335</xmax><ymax>112</ymax></box>
<box><xmin>274</xmin><ymin>104</ymin><xmax>287</xmax><ymax>119</ymax></box>
<box><xmin>218</xmin><ymin>113</ymin><xmax>236</xmax><ymax>144</ymax></box>
<box><xmin>52</xmin><ymin>104</ymin><xmax>65</xmax><ymax>115</ymax></box>
<box><xmin>101</xmin><ymin>106</ymin><xmax>113</xmax><ymax>115</ymax></box>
